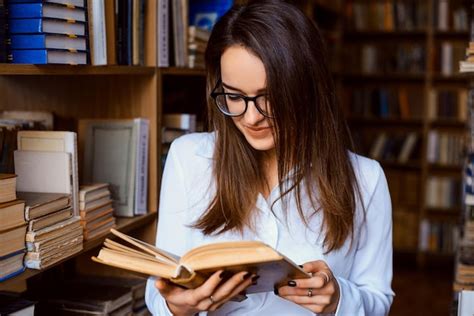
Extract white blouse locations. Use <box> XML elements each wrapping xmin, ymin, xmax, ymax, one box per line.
<box><xmin>145</xmin><ymin>132</ymin><xmax>394</xmax><ymax>316</ymax></box>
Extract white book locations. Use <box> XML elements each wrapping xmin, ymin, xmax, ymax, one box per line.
<box><xmin>437</xmin><ymin>0</ymin><xmax>449</xmax><ymax>31</ymax></box>
<box><xmin>135</xmin><ymin>119</ymin><xmax>149</xmax><ymax>215</ymax></box>
<box><xmin>87</xmin><ymin>0</ymin><xmax>107</xmax><ymax>65</ymax></box>
<box><xmin>163</xmin><ymin>113</ymin><xmax>196</xmax><ymax>131</ymax></box>
<box><xmin>157</xmin><ymin>0</ymin><xmax>170</xmax><ymax>67</ymax></box>
<box><xmin>14</xmin><ymin>151</ymin><xmax>72</xmax><ymax>195</ymax></box>
<box><xmin>441</xmin><ymin>42</ymin><xmax>453</xmax><ymax>76</ymax></box>
<box><xmin>80</xmin><ymin>119</ymin><xmax>143</xmax><ymax>217</ymax></box>
<box><xmin>398</xmin><ymin>133</ymin><xmax>418</xmax><ymax>163</ymax></box>
<box><xmin>17</xmin><ymin>131</ymin><xmax>79</xmax><ymax>216</ymax></box>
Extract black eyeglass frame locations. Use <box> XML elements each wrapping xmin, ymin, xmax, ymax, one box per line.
<box><xmin>210</xmin><ymin>79</ymin><xmax>273</xmax><ymax>118</ymax></box>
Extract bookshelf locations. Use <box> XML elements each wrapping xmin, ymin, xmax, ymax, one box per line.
<box><xmin>342</xmin><ymin>0</ymin><xmax>470</xmax><ymax>266</ymax></box>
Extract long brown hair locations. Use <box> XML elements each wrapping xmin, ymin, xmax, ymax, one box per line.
<box><xmin>193</xmin><ymin>0</ymin><xmax>363</xmax><ymax>253</ymax></box>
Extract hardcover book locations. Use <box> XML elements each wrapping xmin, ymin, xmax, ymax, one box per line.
<box><xmin>0</xmin><ymin>200</ymin><xmax>26</xmax><ymax>231</ymax></box>
<box><xmin>7</xmin><ymin>3</ymin><xmax>86</xmax><ymax>21</ymax></box>
<box><xmin>9</xmin><ymin>49</ymin><xmax>87</xmax><ymax>64</ymax></box>
<box><xmin>93</xmin><ymin>229</ymin><xmax>310</xmax><ymax>293</ymax></box>
<box><xmin>0</xmin><ymin>174</ymin><xmax>17</xmax><ymax>203</ymax></box>
<box><xmin>8</xmin><ymin>18</ymin><xmax>86</xmax><ymax>36</ymax></box>
<box><xmin>18</xmin><ymin>191</ymin><xmax>71</xmax><ymax>221</ymax></box>
<box><xmin>8</xmin><ymin>34</ymin><xmax>87</xmax><ymax>50</ymax></box>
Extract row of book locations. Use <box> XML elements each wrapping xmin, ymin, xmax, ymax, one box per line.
<box><xmin>0</xmin><ymin>276</ymin><xmax>150</xmax><ymax>316</ymax></box>
<box><xmin>345</xmin><ymin>43</ymin><xmax>426</xmax><ymax>75</ymax></box>
<box><xmin>346</xmin><ymin>0</ymin><xmax>468</xmax><ymax>32</ymax></box>
<box><xmin>0</xmin><ymin>113</ymin><xmax>150</xmax><ymax>218</ymax></box>
<box><xmin>427</xmin><ymin>88</ymin><xmax>468</xmax><ymax>121</ymax></box>
<box><xmin>426</xmin><ymin>130</ymin><xmax>465</xmax><ymax>166</ymax></box>
<box><xmin>385</xmin><ymin>170</ymin><xmax>420</xmax><ymax>210</ymax></box>
<box><xmin>393</xmin><ymin>211</ymin><xmax>418</xmax><ymax>251</ymax></box>
<box><xmin>365</xmin><ymin>132</ymin><xmax>420</xmax><ymax>164</ymax></box>
<box><xmin>434</xmin><ymin>41</ymin><xmax>466</xmax><ymax>77</ymax></box>
<box><xmin>347</xmin><ymin>87</ymin><xmax>423</xmax><ymax>119</ymax></box>
<box><xmin>419</xmin><ymin>219</ymin><xmax>459</xmax><ymax>254</ymax></box>
<box><xmin>425</xmin><ymin>176</ymin><xmax>462</xmax><ymax>210</ymax></box>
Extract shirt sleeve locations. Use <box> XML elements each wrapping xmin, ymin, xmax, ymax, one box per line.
<box><xmin>144</xmin><ymin>141</ymin><xmax>209</xmax><ymax>316</ymax></box>
<box><xmin>335</xmin><ymin>163</ymin><xmax>395</xmax><ymax>316</ymax></box>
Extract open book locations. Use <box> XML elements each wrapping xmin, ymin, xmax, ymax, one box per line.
<box><xmin>92</xmin><ymin>229</ymin><xmax>310</xmax><ymax>293</ymax></box>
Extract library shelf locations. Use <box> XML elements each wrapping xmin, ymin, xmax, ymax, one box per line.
<box><xmin>0</xmin><ymin>64</ymin><xmax>156</xmax><ymax>76</ymax></box>
<box><xmin>432</xmin><ymin>74</ymin><xmax>469</xmax><ymax>83</ymax></box>
<box><xmin>0</xmin><ymin>213</ymin><xmax>157</xmax><ymax>288</ymax></box>
<box><xmin>427</xmin><ymin>164</ymin><xmax>463</xmax><ymax>174</ymax></box>
<box><xmin>429</xmin><ymin>120</ymin><xmax>467</xmax><ymax>128</ymax></box>
<box><xmin>349</xmin><ymin>117</ymin><xmax>423</xmax><ymax>127</ymax></box>
<box><xmin>344</xmin><ymin>30</ymin><xmax>427</xmax><ymax>40</ymax></box>
<box><xmin>340</xmin><ymin>73</ymin><xmax>425</xmax><ymax>82</ymax></box>
<box><xmin>425</xmin><ymin>208</ymin><xmax>461</xmax><ymax>219</ymax></box>
<box><xmin>379</xmin><ymin>161</ymin><xmax>422</xmax><ymax>170</ymax></box>
<box><xmin>433</xmin><ymin>30</ymin><xmax>470</xmax><ymax>38</ymax></box>
<box><xmin>161</xmin><ymin>67</ymin><xmax>206</xmax><ymax>76</ymax></box>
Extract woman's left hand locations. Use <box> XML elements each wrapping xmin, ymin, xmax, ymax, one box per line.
<box><xmin>276</xmin><ymin>260</ymin><xmax>340</xmax><ymax>314</ymax></box>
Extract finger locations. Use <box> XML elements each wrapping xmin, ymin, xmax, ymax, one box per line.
<box><xmin>210</xmin><ymin>272</ymin><xmax>254</xmax><ymax>311</ymax></box>
<box><xmin>155</xmin><ymin>278</ymin><xmax>183</xmax><ymax>297</ymax></box>
<box><xmin>188</xmin><ymin>270</ymin><xmax>225</xmax><ymax>305</ymax></box>
<box><xmin>211</xmin><ymin>271</ymin><xmax>251</xmax><ymax>302</ymax></box>
<box><xmin>279</xmin><ymin>294</ymin><xmax>331</xmax><ymax>305</ymax></box>
<box><xmin>290</xmin><ymin>271</ymin><xmax>332</xmax><ymax>289</ymax></box>
<box><xmin>301</xmin><ymin>260</ymin><xmax>329</xmax><ymax>273</ymax></box>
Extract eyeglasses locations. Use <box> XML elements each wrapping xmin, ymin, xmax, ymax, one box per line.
<box><xmin>210</xmin><ymin>79</ymin><xmax>273</xmax><ymax>118</ymax></box>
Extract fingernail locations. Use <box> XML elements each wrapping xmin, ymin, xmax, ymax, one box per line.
<box><xmin>251</xmin><ymin>275</ymin><xmax>260</xmax><ymax>285</ymax></box>
<box><xmin>220</xmin><ymin>270</ymin><xmax>232</xmax><ymax>279</ymax></box>
<box><xmin>298</xmin><ymin>265</ymin><xmax>304</xmax><ymax>268</ymax></box>
<box><xmin>242</xmin><ymin>272</ymin><xmax>251</xmax><ymax>280</ymax></box>
<box><xmin>288</xmin><ymin>280</ymin><xmax>296</xmax><ymax>287</ymax></box>
<box><xmin>273</xmin><ymin>286</ymin><xmax>279</xmax><ymax>295</ymax></box>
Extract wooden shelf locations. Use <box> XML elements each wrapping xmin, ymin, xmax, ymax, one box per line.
<box><xmin>432</xmin><ymin>74</ymin><xmax>469</xmax><ymax>83</ymax></box>
<box><xmin>344</xmin><ymin>30</ymin><xmax>427</xmax><ymax>40</ymax></box>
<box><xmin>341</xmin><ymin>73</ymin><xmax>425</xmax><ymax>82</ymax></box>
<box><xmin>428</xmin><ymin>164</ymin><xmax>463</xmax><ymax>173</ymax></box>
<box><xmin>161</xmin><ymin>67</ymin><xmax>206</xmax><ymax>76</ymax></box>
<box><xmin>433</xmin><ymin>30</ymin><xmax>469</xmax><ymax>38</ymax></box>
<box><xmin>0</xmin><ymin>213</ymin><xmax>156</xmax><ymax>288</ymax></box>
<box><xmin>429</xmin><ymin>120</ymin><xmax>467</xmax><ymax>128</ymax></box>
<box><xmin>349</xmin><ymin>117</ymin><xmax>423</xmax><ymax>126</ymax></box>
<box><xmin>380</xmin><ymin>160</ymin><xmax>422</xmax><ymax>170</ymax></box>
<box><xmin>425</xmin><ymin>209</ymin><xmax>461</xmax><ymax>219</ymax></box>
<box><xmin>0</xmin><ymin>64</ymin><xmax>156</xmax><ymax>76</ymax></box>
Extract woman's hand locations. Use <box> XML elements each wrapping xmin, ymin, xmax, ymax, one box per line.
<box><xmin>276</xmin><ymin>260</ymin><xmax>340</xmax><ymax>314</ymax></box>
<box><xmin>155</xmin><ymin>270</ymin><xmax>256</xmax><ymax>316</ymax></box>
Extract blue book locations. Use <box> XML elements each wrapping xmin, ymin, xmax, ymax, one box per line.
<box><xmin>9</xmin><ymin>49</ymin><xmax>87</xmax><ymax>64</ymax></box>
<box><xmin>9</xmin><ymin>34</ymin><xmax>86</xmax><ymax>50</ymax></box>
<box><xmin>8</xmin><ymin>18</ymin><xmax>86</xmax><ymax>36</ymax></box>
<box><xmin>8</xmin><ymin>3</ymin><xmax>86</xmax><ymax>22</ymax></box>
<box><xmin>0</xmin><ymin>250</ymin><xmax>25</xmax><ymax>282</ymax></box>
<box><xmin>8</xmin><ymin>0</ymin><xmax>85</xmax><ymax>8</ymax></box>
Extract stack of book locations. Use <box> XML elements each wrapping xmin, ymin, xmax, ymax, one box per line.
<box><xmin>79</xmin><ymin>183</ymin><xmax>115</xmax><ymax>240</ymax></box>
<box><xmin>18</xmin><ymin>191</ymin><xmax>83</xmax><ymax>270</ymax></box>
<box><xmin>0</xmin><ymin>174</ymin><xmax>26</xmax><ymax>282</ymax></box>
<box><xmin>79</xmin><ymin>118</ymin><xmax>149</xmax><ymax>218</ymax></box>
<box><xmin>188</xmin><ymin>26</ymin><xmax>210</xmax><ymax>69</ymax></box>
<box><xmin>6</xmin><ymin>0</ymin><xmax>88</xmax><ymax>64</ymax></box>
<box><xmin>460</xmin><ymin>42</ymin><xmax>474</xmax><ymax>72</ymax></box>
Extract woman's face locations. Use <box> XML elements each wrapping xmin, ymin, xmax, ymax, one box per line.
<box><xmin>220</xmin><ymin>45</ymin><xmax>275</xmax><ymax>152</ymax></box>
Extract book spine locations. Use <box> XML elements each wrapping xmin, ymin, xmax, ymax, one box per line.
<box><xmin>9</xmin><ymin>34</ymin><xmax>46</xmax><ymax>49</ymax></box>
<box><xmin>9</xmin><ymin>49</ymin><xmax>48</xmax><ymax>64</ymax></box>
<box><xmin>7</xmin><ymin>18</ymin><xmax>43</xmax><ymax>34</ymax></box>
<box><xmin>104</xmin><ymin>0</ymin><xmax>116</xmax><ymax>64</ymax></box>
<box><xmin>7</xmin><ymin>3</ymin><xmax>43</xmax><ymax>19</ymax></box>
<box><xmin>134</xmin><ymin>119</ymin><xmax>149</xmax><ymax>215</ymax></box>
<box><xmin>88</xmin><ymin>0</ymin><xmax>107</xmax><ymax>65</ymax></box>
<box><xmin>8</xmin><ymin>34</ymin><xmax>86</xmax><ymax>50</ymax></box>
<box><xmin>157</xmin><ymin>0</ymin><xmax>169</xmax><ymax>67</ymax></box>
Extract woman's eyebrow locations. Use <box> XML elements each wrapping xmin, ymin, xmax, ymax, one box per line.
<box><xmin>222</xmin><ymin>81</ymin><xmax>266</xmax><ymax>94</ymax></box>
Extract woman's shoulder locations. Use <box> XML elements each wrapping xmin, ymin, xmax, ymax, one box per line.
<box><xmin>348</xmin><ymin>152</ymin><xmax>384</xmax><ymax>194</ymax></box>
<box><xmin>169</xmin><ymin>132</ymin><xmax>215</xmax><ymax>159</ymax></box>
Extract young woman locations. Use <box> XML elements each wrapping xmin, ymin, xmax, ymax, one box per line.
<box><xmin>145</xmin><ymin>1</ymin><xmax>394</xmax><ymax>315</ymax></box>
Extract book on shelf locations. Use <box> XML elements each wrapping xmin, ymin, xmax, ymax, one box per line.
<box><xmin>28</xmin><ymin>207</ymin><xmax>73</xmax><ymax>232</ymax></box>
<box><xmin>18</xmin><ymin>191</ymin><xmax>71</xmax><ymax>221</ymax></box>
<box><xmin>457</xmin><ymin>290</ymin><xmax>474</xmax><ymax>316</ymax></box>
<box><xmin>87</xmin><ymin>0</ymin><xmax>107</xmax><ymax>66</ymax></box>
<box><xmin>7</xmin><ymin>34</ymin><xmax>87</xmax><ymax>51</ymax></box>
<box><xmin>0</xmin><ymin>250</ymin><xmax>26</xmax><ymax>282</ymax></box>
<box><xmin>1</xmin><ymin>110</ymin><xmax>54</xmax><ymax>130</ymax></box>
<box><xmin>7</xmin><ymin>2</ymin><xmax>87</xmax><ymax>22</ymax></box>
<box><xmin>80</xmin><ymin>200</ymin><xmax>113</xmax><ymax>222</ymax></box>
<box><xmin>17</xmin><ymin>130</ymin><xmax>79</xmax><ymax>216</ymax></box>
<box><xmin>79</xmin><ymin>184</ymin><xmax>115</xmax><ymax>240</ymax></box>
<box><xmin>92</xmin><ymin>229</ymin><xmax>310</xmax><ymax>293</ymax></box>
<box><xmin>156</xmin><ymin>0</ymin><xmax>170</xmax><ymax>67</ymax></box>
<box><xmin>0</xmin><ymin>0</ymin><xmax>6</xmax><ymax>63</ymax></box>
<box><xmin>7</xmin><ymin>18</ymin><xmax>86</xmax><ymax>36</ymax></box>
<box><xmin>0</xmin><ymin>292</ymin><xmax>36</xmax><ymax>316</ymax></box>
<box><xmin>79</xmin><ymin>118</ymin><xmax>149</xmax><ymax>217</ymax></box>
<box><xmin>0</xmin><ymin>199</ymin><xmax>26</xmax><ymax>232</ymax></box>
<box><xmin>8</xmin><ymin>49</ymin><xmax>87</xmax><ymax>64</ymax></box>
<box><xmin>0</xmin><ymin>224</ymin><xmax>27</xmax><ymax>258</ymax></box>
<box><xmin>0</xmin><ymin>173</ymin><xmax>16</xmax><ymax>203</ymax></box>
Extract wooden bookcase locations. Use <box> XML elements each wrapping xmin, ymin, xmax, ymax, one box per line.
<box><xmin>341</xmin><ymin>0</ymin><xmax>469</xmax><ymax>266</ymax></box>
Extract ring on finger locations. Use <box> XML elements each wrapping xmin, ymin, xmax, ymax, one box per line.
<box><xmin>307</xmin><ymin>288</ymin><xmax>313</xmax><ymax>297</ymax></box>
<box><xmin>209</xmin><ymin>295</ymin><xmax>216</xmax><ymax>304</ymax></box>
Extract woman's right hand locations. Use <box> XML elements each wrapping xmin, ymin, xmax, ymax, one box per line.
<box><xmin>155</xmin><ymin>270</ymin><xmax>255</xmax><ymax>316</ymax></box>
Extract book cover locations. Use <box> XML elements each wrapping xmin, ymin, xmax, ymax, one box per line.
<box><xmin>0</xmin><ymin>250</ymin><xmax>25</xmax><ymax>282</ymax></box>
<box><xmin>8</xmin><ymin>34</ymin><xmax>86</xmax><ymax>51</ymax></box>
<box><xmin>25</xmin><ymin>216</ymin><xmax>81</xmax><ymax>242</ymax></box>
<box><xmin>28</xmin><ymin>207</ymin><xmax>73</xmax><ymax>232</ymax></box>
<box><xmin>8</xmin><ymin>18</ymin><xmax>86</xmax><ymax>36</ymax></box>
<box><xmin>87</xmin><ymin>0</ymin><xmax>107</xmax><ymax>65</ymax></box>
<box><xmin>0</xmin><ymin>200</ymin><xmax>26</xmax><ymax>231</ymax></box>
<box><xmin>18</xmin><ymin>191</ymin><xmax>71</xmax><ymax>221</ymax></box>
<box><xmin>8</xmin><ymin>0</ymin><xmax>85</xmax><ymax>7</ymax></box>
<box><xmin>0</xmin><ymin>225</ymin><xmax>27</xmax><ymax>257</ymax></box>
<box><xmin>7</xmin><ymin>3</ymin><xmax>86</xmax><ymax>22</ymax></box>
<box><xmin>8</xmin><ymin>49</ymin><xmax>87</xmax><ymax>64</ymax></box>
<box><xmin>92</xmin><ymin>229</ymin><xmax>310</xmax><ymax>293</ymax></box>
<box><xmin>0</xmin><ymin>173</ymin><xmax>17</xmax><ymax>203</ymax></box>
